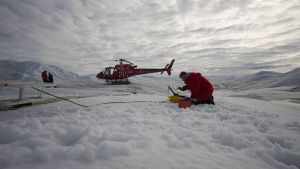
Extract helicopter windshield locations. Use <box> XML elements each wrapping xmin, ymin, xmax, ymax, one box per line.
<box><xmin>103</xmin><ymin>67</ymin><xmax>113</xmax><ymax>76</ymax></box>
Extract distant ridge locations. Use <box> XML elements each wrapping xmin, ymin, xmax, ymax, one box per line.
<box><xmin>0</xmin><ymin>60</ymin><xmax>83</xmax><ymax>82</ymax></box>
<box><xmin>229</xmin><ymin>68</ymin><xmax>300</xmax><ymax>90</ymax></box>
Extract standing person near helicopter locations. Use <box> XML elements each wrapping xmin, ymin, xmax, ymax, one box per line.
<box><xmin>177</xmin><ymin>71</ymin><xmax>215</xmax><ymax>105</ymax></box>
<box><xmin>41</xmin><ymin>70</ymin><xmax>48</xmax><ymax>82</ymax></box>
<box><xmin>48</xmin><ymin>72</ymin><xmax>54</xmax><ymax>83</ymax></box>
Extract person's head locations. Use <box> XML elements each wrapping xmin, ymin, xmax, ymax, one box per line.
<box><xmin>179</xmin><ymin>71</ymin><xmax>189</xmax><ymax>81</ymax></box>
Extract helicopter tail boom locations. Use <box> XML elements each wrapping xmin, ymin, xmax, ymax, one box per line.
<box><xmin>161</xmin><ymin>59</ymin><xmax>175</xmax><ymax>75</ymax></box>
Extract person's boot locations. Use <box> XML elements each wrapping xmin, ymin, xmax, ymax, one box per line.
<box><xmin>210</xmin><ymin>96</ymin><xmax>215</xmax><ymax>105</ymax></box>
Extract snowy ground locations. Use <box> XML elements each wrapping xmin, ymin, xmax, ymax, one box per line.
<box><xmin>0</xmin><ymin>77</ymin><xmax>299</xmax><ymax>169</ymax></box>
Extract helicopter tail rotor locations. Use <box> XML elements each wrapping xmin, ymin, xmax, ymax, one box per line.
<box><xmin>161</xmin><ymin>59</ymin><xmax>175</xmax><ymax>75</ymax></box>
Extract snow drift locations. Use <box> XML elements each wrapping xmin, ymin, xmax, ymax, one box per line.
<box><xmin>0</xmin><ymin>77</ymin><xmax>299</xmax><ymax>169</ymax></box>
<box><xmin>0</xmin><ymin>60</ymin><xmax>299</xmax><ymax>169</ymax></box>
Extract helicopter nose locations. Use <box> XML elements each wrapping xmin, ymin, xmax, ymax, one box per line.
<box><xmin>96</xmin><ymin>72</ymin><xmax>104</xmax><ymax>79</ymax></box>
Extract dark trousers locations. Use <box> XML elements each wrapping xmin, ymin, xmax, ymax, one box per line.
<box><xmin>190</xmin><ymin>96</ymin><xmax>215</xmax><ymax>105</ymax></box>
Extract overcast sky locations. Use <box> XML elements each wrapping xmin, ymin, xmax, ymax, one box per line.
<box><xmin>0</xmin><ymin>0</ymin><xmax>299</xmax><ymax>75</ymax></box>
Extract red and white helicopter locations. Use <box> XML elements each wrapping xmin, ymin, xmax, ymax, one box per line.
<box><xmin>96</xmin><ymin>59</ymin><xmax>175</xmax><ymax>84</ymax></box>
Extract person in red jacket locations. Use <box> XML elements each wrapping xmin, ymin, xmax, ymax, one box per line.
<box><xmin>41</xmin><ymin>70</ymin><xmax>48</xmax><ymax>82</ymax></box>
<box><xmin>178</xmin><ymin>71</ymin><xmax>215</xmax><ymax>105</ymax></box>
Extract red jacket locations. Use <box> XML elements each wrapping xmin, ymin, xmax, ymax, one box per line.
<box><xmin>41</xmin><ymin>71</ymin><xmax>48</xmax><ymax>81</ymax></box>
<box><xmin>183</xmin><ymin>72</ymin><xmax>214</xmax><ymax>101</ymax></box>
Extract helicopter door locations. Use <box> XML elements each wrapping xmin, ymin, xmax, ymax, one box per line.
<box><xmin>118</xmin><ymin>65</ymin><xmax>128</xmax><ymax>78</ymax></box>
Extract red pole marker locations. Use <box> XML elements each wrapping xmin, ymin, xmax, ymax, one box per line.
<box><xmin>3</xmin><ymin>83</ymin><xmax>8</xmax><ymax>87</ymax></box>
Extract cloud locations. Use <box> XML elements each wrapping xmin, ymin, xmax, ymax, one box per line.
<box><xmin>0</xmin><ymin>0</ymin><xmax>299</xmax><ymax>75</ymax></box>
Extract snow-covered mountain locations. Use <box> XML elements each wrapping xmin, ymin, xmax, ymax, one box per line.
<box><xmin>214</xmin><ymin>68</ymin><xmax>300</xmax><ymax>90</ymax></box>
<box><xmin>1</xmin><ymin>59</ymin><xmax>299</xmax><ymax>91</ymax></box>
<box><xmin>0</xmin><ymin>60</ymin><xmax>94</xmax><ymax>82</ymax></box>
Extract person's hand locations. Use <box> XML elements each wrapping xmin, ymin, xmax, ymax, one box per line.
<box><xmin>177</xmin><ymin>87</ymin><xmax>183</xmax><ymax>91</ymax></box>
<box><xmin>183</xmin><ymin>96</ymin><xmax>190</xmax><ymax>100</ymax></box>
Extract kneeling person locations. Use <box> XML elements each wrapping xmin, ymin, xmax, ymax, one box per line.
<box><xmin>178</xmin><ymin>71</ymin><xmax>215</xmax><ymax>105</ymax></box>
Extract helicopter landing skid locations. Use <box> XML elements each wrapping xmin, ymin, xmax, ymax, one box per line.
<box><xmin>106</xmin><ymin>78</ymin><xmax>131</xmax><ymax>85</ymax></box>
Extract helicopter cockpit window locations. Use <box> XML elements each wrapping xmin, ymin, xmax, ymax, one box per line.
<box><xmin>104</xmin><ymin>68</ymin><xmax>110</xmax><ymax>75</ymax></box>
<box><xmin>103</xmin><ymin>68</ymin><xmax>113</xmax><ymax>76</ymax></box>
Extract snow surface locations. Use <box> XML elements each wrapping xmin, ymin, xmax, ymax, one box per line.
<box><xmin>0</xmin><ymin>76</ymin><xmax>300</xmax><ymax>169</ymax></box>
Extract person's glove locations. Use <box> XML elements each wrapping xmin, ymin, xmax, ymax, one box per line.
<box><xmin>183</xmin><ymin>96</ymin><xmax>190</xmax><ymax>100</ymax></box>
<box><xmin>177</xmin><ymin>87</ymin><xmax>185</xmax><ymax>91</ymax></box>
